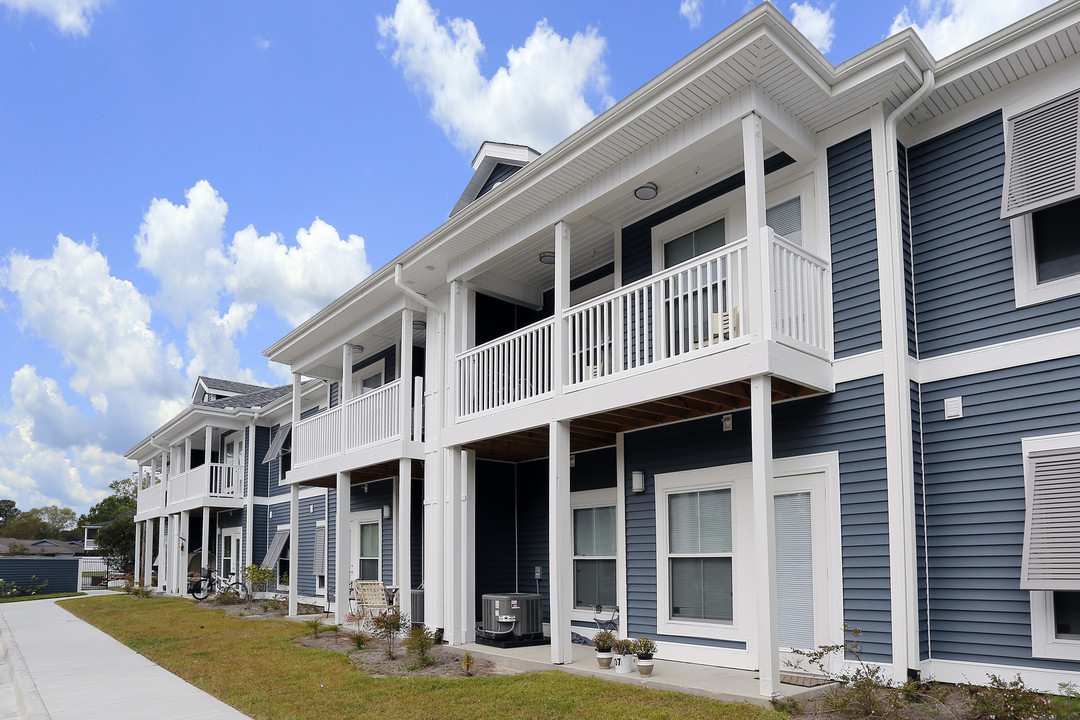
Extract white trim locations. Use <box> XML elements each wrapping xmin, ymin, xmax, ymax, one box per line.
<box><xmin>352</xmin><ymin>358</ymin><xmax>386</xmax><ymax>397</ymax></box>
<box><xmin>921</xmin><ymin>657</ymin><xmax>1080</xmax><ymax>695</ymax></box>
<box><xmin>615</xmin><ymin>433</ymin><xmax>628</xmax><ymax>639</ymax></box>
<box><xmin>651</xmin><ymin>638</ymin><xmax>753</xmax><ymax>669</ymax></box>
<box><xmin>1010</xmin><ymin>211</ymin><xmax>1080</xmax><ymax>307</ymax></box>
<box><xmin>834</xmin><ymin>350</ymin><xmax>883</xmax><ymax>383</ymax></box>
<box><xmin>915</xmin><ymin>325</ymin><xmax>1080</xmax><ymax>383</ymax></box>
<box><xmin>1030</xmin><ymin>590</ymin><xmax>1080</xmax><ymax>660</ymax></box>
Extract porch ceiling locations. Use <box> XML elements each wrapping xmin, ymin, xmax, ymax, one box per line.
<box><xmin>295</xmin><ymin>459</ymin><xmax>424</xmax><ymax>489</ymax></box>
<box><xmin>463</xmin><ymin>377</ymin><xmax>819</xmax><ymax>463</ymax></box>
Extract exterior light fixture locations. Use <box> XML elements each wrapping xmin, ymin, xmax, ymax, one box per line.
<box><xmin>383</xmin><ymin>505</ymin><xmax>392</xmax><ymax>519</ymax></box>
<box><xmin>632</xmin><ymin>470</ymin><xmax>646</xmax><ymax>493</ymax></box>
<box><xmin>634</xmin><ymin>182</ymin><xmax>658</xmax><ymax>200</ymax></box>
<box><xmin>539</xmin><ymin>251</ymin><xmax>556</xmax><ymax>265</ymax></box>
<box><xmin>413</xmin><ymin>320</ymin><xmax>427</xmax><ymax>331</ymax></box>
<box><xmin>348</xmin><ymin>344</ymin><xmax>364</xmax><ymax>354</ymax></box>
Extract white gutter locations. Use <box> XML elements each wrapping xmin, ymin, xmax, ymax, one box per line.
<box><xmin>882</xmin><ymin>67</ymin><xmax>935</xmax><ymax>683</ymax></box>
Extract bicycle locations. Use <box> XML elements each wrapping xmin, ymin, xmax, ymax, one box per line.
<box><xmin>190</xmin><ymin>567</ymin><xmax>249</xmax><ymax>602</ymax></box>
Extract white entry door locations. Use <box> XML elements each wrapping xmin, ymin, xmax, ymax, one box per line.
<box><xmin>221</xmin><ymin>529</ymin><xmax>242</xmax><ymax>581</ymax></box>
<box><xmin>349</xmin><ymin>511</ymin><xmax>381</xmax><ymax>584</ymax></box>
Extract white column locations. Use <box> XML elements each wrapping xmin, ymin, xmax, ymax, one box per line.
<box><xmin>157</xmin><ymin>517</ymin><xmax>167</xmax><ymax>591</ymax></box>
<box><xmin>204</xmin><ymin>426</ymin><xmax>213</xmax><ymax>464</ymax></box>
<box><xmin>133</xmin><ymin>519</ymin><xmax>142</xmax><ymax>586</ymax></box>
<box><xmin>751</xmin><ymin>375</ymin><xmax>779</xmax><ymax>697</ymax></box>
<box><xmin>289</xmin><ymin>484</ymin><xmax>300</xmax><ymax>616</ymax></box>
<box><xmin>167</xmin><ymin>514</ymin><xmax>178</xmax><ymax>593</ymax></box>
<box><xmin>549</xmin><ymin>419</ymin><xmax>572</xmax><ymax>664</ymax></box>
<box><xmin>179</xmin><ymin>510</ymin><xmax>191</xmax><ymax>588</ymax></box>
<box><xmin>201</xmin><ymin>507</ymin><xmax>210</xmax><ymax>576</ymax></box>
<box><xmin>400</xmin><ymin>308</ymin><xmax>414</xmax><ymax>443</ymax></box>
<box><xmin>144</xmin><ymin>519</ymin><xmax>155</xmax><ymax>588</ymax></box>
<box><xmin>335</xmin><ymin>472</ymin><xmax>352</xmax><ymax>625</ymax></box>
<box><xmin>292</xmin><ymin>373</ymin><xmax>302</xmax><ymax>468</ymax></box>
<box><xmin>396</xmin><ymin>458</ymin><xmax>412</xmax><ymax>591</ymax></box>
<box><xmin>184</xmin><ymin>437</ymin><xmax>192</xmax><ymax>475</ymax></box>
<box><xmin>341</xmin><ymin>344</ymin><xmax>354</xmax><ymax>450</ymax></box>
<box><xmin>553</xmin><ymin>221</ymin><xmax>570</xmax><ymax>393</ymax></box>
<box><xmin>423</xmin><ymin>306</ymin><xmax>445</xmax><ymax>631</ymax></box>
<box><xmin>742</xmin><ymin>111</ymin><xmax>772</xmax><ymax>342</ymax></box>
<box><xmin>461</xmin><ymin>449</ymin><xmax>476</xmax><ymax>643</ymax></box>
<box><xmin>442</xmin><ymin>447</ymin><xmax>463</xmax><ymax>643</ymax></box>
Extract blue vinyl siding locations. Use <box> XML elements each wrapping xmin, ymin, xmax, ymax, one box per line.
<box><xmin>243</xmin><ymin>427</ymin><xmax>249</xmax><ymax>496</ymax></box>
<box><xmin>253</xmin><ymin>426</ymin><xmax>270</xmax><ymax>497</ymax></box>
<box><xmin>296</xmin><ymin>495</ymin><xmax>324</xmax><ymax>598</ymax></box>
<box><xmin>913</xmin><ymin>381</ymin><xmax>929</xmax><ymax>661</ymax></box>
<box><xmin>900</xmin><ymin>142</ymin><xmax>917</xmax><ymax>358</ymax></box>
<box><xmin>908</xmin><ymin>111</ymin><xmax>1080</xmax><ymax>358</ymax></box>
<box><xmin>623</xmin><ymin>376</ymin><xmax>892</xmax><ymax>660</ymax></box>
<box><xmin>327</xmin><ymin>489</ymin><xmax>337</xmax><ymax>600</ymax></box>
<box><xmin>350</xmin><ymin>479</ymin><xmax>394</xmax><ymax>587</ymax></box>
<box><xmin>266</xmin><ymin>423</ymin><xmax>290</xmax><ymax>498</ymax></box>
<box><xmin>252</xmin><ymin>504</ymin><xmax>269</xmax><ymax>564</ymax></box>
<box><xmin>329</xmin><ymin>382</ymin><xmax>339</xmax><ymax>408</ymax></box>
<box><xmin>920</xmin><ymin>355</ymin><xmax>1080</xmax><ymax>670</ymax></box>
<box><xmin>828</xmin><ymin>131</ymin><xmax>882</xmax><ymax>358</ymax></box>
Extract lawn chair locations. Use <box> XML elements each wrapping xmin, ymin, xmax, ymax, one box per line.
<box><xmin>593</xmin><ymin>605</ymin><xmax>619</xmax><ymax>633</ymax></box>
<box><xmin>350</xmin><ymin>580</ymin><xmax>399</xmax><ymax>631</ymax></box>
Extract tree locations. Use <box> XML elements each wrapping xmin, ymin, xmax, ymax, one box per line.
<box><xmin>94</xmin><ymin>512</ymin><xmax>135</xmax><ymax>573</ymax></box>
<box><xmin>79</xmin><ymin>493</ymin><xmax>136</xmax><ymax>527</ymax></box>
<box><xmin>109</xmin><ymin>476</ymin><xmax>136</xmax><ymax>501</ymax></box>
<box><xmin>2</xmin><ymin>506</ymin><xmax>76</xmax><ymax>539</ymax></box>
<box><xmin>0</xmin><ymin>500</ymin><xmax>20</xmax><ymax>526</ymax></box>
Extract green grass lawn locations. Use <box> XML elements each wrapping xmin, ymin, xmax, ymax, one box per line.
<box><xmin>0</xmin><ymin>592</ymin><xmax>85</xmax><ymax>604</ymax></box>
<box><xmin>61</xmin><ymin>595</ymin><xmax>785</xmax><ymax>720</ymax></box>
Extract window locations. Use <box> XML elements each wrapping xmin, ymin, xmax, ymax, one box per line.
<box><xmin>352</xmin><ymin>359</ymin><xmax>386</xmax><ymax>397</ymax></box>
<box><xmin>1004</xmin><ymin>91</ymin><xmax>1080</xmax><ymax>306</ymax></box>
<box><xmin>312</xmin><ymin>523</ymin><xmax>326</xmax><ymax>594</ymax></box>
<box><xmin>357</xmin><ymin>522</ymin><xmax>379</xmax><ymax>581</ymax></box>
<box><xmin>573</xmin><ymin>506</ymin><xmax>616</xmax><ymax>609</ymax></box>
<box><xmin>1023</xmin><ymin>432</ymin><xmax>1080</xmax><ymax>659</ymax></box>
<box><xmin>277</xmin><ymin>539</ymin><xmax>290</xmax><ymax>589</ymax></box>
<box><xmin>668</xmin><ymin>489</ymin><xmax>733</xmax><ymax>622</ymax></box>
<box><xmin>664</xmin><ymin>218</ymin><xmax>726</xmax><ymax>268</ymax></box>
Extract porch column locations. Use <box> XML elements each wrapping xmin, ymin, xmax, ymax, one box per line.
<box><xmin>289</xmin><ymin>484</ymin><xmax>300</xmax><ymax>615</ymax></box>
<box><xmin>400</xmin><ymin>308</ymin><xmax>414</xmax><ymax>444</ymax></box>
<box><xmin>442</xmin><ymin>447</ymin><xmax>463</xmax><ymax>644</ymax></box>
<box><xmin>166</xmin><ymin>513</ymin><xmax>177</xmax><ymax>593</ymax></box>
<box><xmin>292</xmin><ymin>373</ymin><xmax>301</xmax><ymax>468</ymax></box>
<box><xmin>133</xmin><ymin>519</ymin><xmax>142</xmax><ymax>586</ymax></box>
<box><xmin>335</xmin><ymin>471</ymin><xmax>352</xmax><ymax>625</ymax></box>
<box><xmin>157</xmin><ymin>517</ymin><xmax>167</xmax><ymax>591</ymax></box>
<box><xmin>395</xmin><ymin>458</ymin><xmax>412</xmax><ymax>592</ymax></box>
<box><xmin>553</xmin><ymin>221</ymin><xmax>570</xmax><ymax>393</ymax></box>
<box><xmin>201</xmin><ymin>507</ymin><xmax>210</xmax><ymax>576</ymax></box>
<box><xmin>144</xmin><ymin>518</ymin><xmax>155</xmax><ymax>588</ymax></box>
<box><xmin>751</xmin><ymin>375</ymin><xmax>779</xmax><ymax>697</ymax></box>
<box><xmin>742</xmin><ymin>111</ymin><xmax>772</xmax><ymax>343</ymax></box>
<box><xmin>342</xmin><ymin>344</ymin><xmax>354</xmax><ymax>451</ymax></box>
<box><xmin>461</xmin><ymin>450</ymin><xmax>476</xmax><ymax>643</ymax></box>
<box><xmin>184</xmin><ymin>437</ymin><xmax>192</xmax><ymax>475</ymax></box>
<box><xmin>204</xmin><ymin>426</ymin><xmax>213</xmax><ymax>464</ymax></box>
<box><xmin>422</xmin><ymin>298</ymin><xmax>446</xmax><ymax>631</ymax></box>
<box><xmin>179</xmin><ymin>510</ymin><xmax>190</xmax><ymax>589</ymax></box>
<box><xmin>549</xmin><ymin>419</ymin><xmax>572</xmax><ymax>664</ymax></box>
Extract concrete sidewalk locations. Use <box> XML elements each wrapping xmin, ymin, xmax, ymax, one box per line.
<box><xmin>0</xmin><ymin>593</ymin><xmax>250</xmax><ymax>720</ymax></box>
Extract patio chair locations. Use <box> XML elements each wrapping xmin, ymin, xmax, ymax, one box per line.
<box><xmin>592</xmin><ymin>604</ymin><xmax>619</xmax><ymax>633</ymax></box>
<box><xmin>350</xmin><ymin>580</ymin><xmax>399</xmax><ymax>630</ymax></box>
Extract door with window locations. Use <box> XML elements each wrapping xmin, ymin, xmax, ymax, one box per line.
<box><xmin>349</xmin><ymin>511</ymin><xmax>381</xmax><ymax>584</ymax></box>
<box><xmin>221</xmin><ymin>529</ymin><xmax>242</xmax><ymax>581</ymax></box>
<box><xmin>573</xmin><ymin>504</ymin><xmax>616</xmax><ymax>610</ymax></box>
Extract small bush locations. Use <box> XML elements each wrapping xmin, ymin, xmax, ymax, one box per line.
<box><xmin>962</xmin><ymin>674</ymin><xmax>1050</xmax><ymax>720</ymax></box>
<box><xmin>352</xmin><ymin>631</ymin><xmax>369</xmax><ymax>650</ymax></box>
<box><xmin>0</xmin><ymin>576</ymin><xmax>48</xmax><ymax>598</ymax></box>
<box><xmin>304</xmin><ymin>618</ymin><xmax>326</xmax><ymax>637</ymax></box>
<box><xmin>125</xmin><ymin>581</ymin><xmax>154</xmax><ymax>599</ymax></box>
<box><xmin>371</xmin><ymin>608</ymin><xmax>407</xmax><ymax>659</ymax></box>
<box><xmin>1054</xmin><ymin>681</ymin><xmax>1080</xmax><ymax>720</ymax></box>
<box><xmin>462</xmin><ymin>651</ymin><xmax>475</xmax><ymax>676</ymax></box>
<box><xmin>611</xmin><ymin>638</ymin><xmax>634</xmax><ymax>656</ymax></box>
<box><xmin>593</xmin><ymin>630</ymin><xmax>615</xmax><ymax>652</ymax></box>
<box><xmin>211</xmin><ymin>587</ymin><xmax>243</xmax><ymax>606</ymax></box>
<box><xmin>404</xmin><ymin>625</ymin><xmax>436</xmax><ymax>667</ymax></box>
<box><xmin>634</xmin><ymin>636</ymin><xmax>657</xmax><ymax>659</ymax></box>
<box><xmin>241</xmin><ymin>565</ymin><xmax>276</xmax><ymax>598</ymax></box>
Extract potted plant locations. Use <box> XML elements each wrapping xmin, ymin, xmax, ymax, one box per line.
<box><xmin>635</xmin><ymin>636</ymin><xmax>657</xmax><ymax>676</ymax></box>
<box><xmin>612</xmin><ymin>637</ymin><xmax>635</xmax><ymax>674</ymax></box>
<box><xmin>593</xmin><ymin>630</ymin><xmax>616</xmax><ymax>668</ymax></box>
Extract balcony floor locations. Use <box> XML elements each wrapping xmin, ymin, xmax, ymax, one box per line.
<box><xmin>461</xmin><ymin>376</ymin><xmax>820</xmax><ymax>462</ymax></box>
<box><xmin>446</xmin><ymin>641</ymin><xmax>828</xmax><ymax>707</ymax></box>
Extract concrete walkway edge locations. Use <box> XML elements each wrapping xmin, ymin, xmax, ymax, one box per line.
<box><xmin>0</xmin><ymin>612</ymin><xmax>51</xmax><ymax>720</ymax></box>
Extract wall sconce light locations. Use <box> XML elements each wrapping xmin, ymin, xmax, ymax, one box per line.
<box><xmin>632</xmin><ymin>470</ymin><xmax>645</xmax><ymax>494</ymax></box>
<box><xmin>538</xmin><ymin>251</ymin><xmax>556</xmax><ymax>265</ymax></box>
<box><xmin>383</xmin><ymin>505</ymin><xmax>392</xmax><ymax>519</ymax></box>
<box><xmin>634</xmin><ymin>182</ymin><xmax>658</xmax><ymax>200</ymax></box>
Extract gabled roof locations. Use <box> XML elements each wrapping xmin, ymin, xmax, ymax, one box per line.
<box><xmin>449</xmin><ymin>141</ymin><xmax>540</xmax><ymax>218</ymax></box>
<box><xmin>201</xmin><ymin>385</ymin><xmax>291</xmax><ymax>410</ymax></box>
<box><xmin>193</xmin><ymin>376</ymin><xmax>268</xmax><ymax>405</ymax></box>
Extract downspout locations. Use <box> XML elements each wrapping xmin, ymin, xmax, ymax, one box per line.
<box><xmin>882</xmin><ymin>67</ymin><xmax>934</xmax><ymax>682</ymax></box>
<box><xmin>394</xmin><ymin>263</ymin><xmax>447</xmax><ymax>633</ymax></box>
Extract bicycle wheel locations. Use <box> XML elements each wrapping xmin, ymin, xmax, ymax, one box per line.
<box><xmin>191</xmin><ymin>578</ymin><xmax>208</xmax><ymax>601</ymax></box>
<box><xmin>228</xmin><ymin>581</ymin><xmax>250</xmax><ymax>603</ymax></box>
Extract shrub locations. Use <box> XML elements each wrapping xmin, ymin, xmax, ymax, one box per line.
<box><xmin>404</xmin><ymin>625</ymin><xmax>436</xmax><ymax>667</ymax></box>
<box><xmin>304</xmin><ymin>618</ymin><xmax>326</xmax><ymax>637</ymax></box>
<box><xmin>371</xmin><ymin>608</ymin><xmax>407</xmax><ymax>659</ymax></box>
<box><xmin>634</xmin><ymin>636</ymin><xmax>657</xmax><ymax>659</ymax></box>
<box><xmin>462</xmin><ymin>651</ymin><xmax>475</xmax><ymax>676</ymax></box>
<box><xmin>593</xmin><ymin>630</ymin><xmax>615</xmax><ymax>652</ymax></box>
<box><xmin>352</xmin><ymin>631</ymin><xmax>369</xmax><ymax>650</ymax></box>
<box><xmin>611</xmin><ymin>638</ymin><xmax>635</xmax><ymax>656</ymax></box>
<box><xmin>0</xmin><ymin>576</ymin><xmax>48</xmax><ymax>598</ymax></box>
<box><xmin>211</xmin><ymin>587</ymin><xmax>243</xmax><ymax>606</ymax></box>
<box><xmin>241</xmin><ymin>565</ymin><xmax>276</xmax><ymax>598</ymax></box>
<box><xmin>962</xmin><ymin>674</ymin><xmax>1050</xmax><ymax>720</ymax></box>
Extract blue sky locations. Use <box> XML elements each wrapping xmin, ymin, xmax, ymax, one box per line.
<box><xmin>0</xmin><ymin>0</ymin><xmax>1055</xmax><ymax>514</ymax></box>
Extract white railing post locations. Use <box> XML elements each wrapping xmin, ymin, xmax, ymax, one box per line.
<box><xmin>413</xmin><ymin>376</ymin><xmax>424</xmax><ymax>442</ymax></box>
<box><xmin>742</xmin><ymin>111</ymin><xmax>772</xmax><ymax>343</ymax></box>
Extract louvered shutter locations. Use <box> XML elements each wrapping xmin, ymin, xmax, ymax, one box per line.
<box><xmin>1021</xmin><ymin>449</ymin><xmax>1080</xmax><ymax>590</ymax></box>
<box><xmin>261</xmin><ymin>529</ymin><xmax>290</xmax><ymax>569</ymax></box>
<box><xmin>312</xmin><ymin>526</ymin><xmax>327</xmax><ymax>576</ymax></box>
<box><xmin>1001</xmin><ymin>91</ymin><xmax>1080</xmax><ymax>219</ymax></box>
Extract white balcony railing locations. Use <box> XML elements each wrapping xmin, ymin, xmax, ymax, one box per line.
<box><xmin>137</xmin><ymin>481</ymin><xmax>165</xmax><ymax>515</ymax></box>
<box><xmin>166</xmin><ymin>463</ymin><xmax>244</xmax><ymax>506</ymax></box>
<box><xmin>455</xmin><ymin>316</ymin><xmax>555</xmax><ymax>418</ymax></box>
<box><xmin>454</xmin><ymin>229</ymin><xmax>831</xmax><ymax>420</ymax></box>
<box><xmin>294</xmin><ymin>376</ymin><xmax>422</xmax><ymax>468</ymax></box>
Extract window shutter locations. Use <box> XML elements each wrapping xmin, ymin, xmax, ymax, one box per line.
<box><xmin>1022</xmin><ymin>449</ymin><xmax>1080</xmax><ymax>590</ymax></box>
<box><xmin>767</xmin><ymin>197</ymin><xmax>802</xmax><ymax>246</ymax></box>
<box><xmin>1002</xmin><ymin>91</ymin><xmax>1080</xmax><ymax>219</ymax></box>
<box><xmin>312</xmin><ymin>526</ymin><xmax>326</xmax><ymax>576</ymax></box>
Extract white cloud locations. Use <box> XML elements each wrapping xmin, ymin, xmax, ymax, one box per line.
<box><xmin>0</xmin><ymin>0</ymin><xmax>106</xmax><ymax>36</ymax></box>
<box><xmin>790</xmin><ymin>2</ymin><xmax>835</xmax><ymax>53</ymax></box>
<box><xmin>184</xmin><ymin>302</ymin><xmax>259</xmax><ymax>385</ymax></box>
<box><xmin>680</xmin><ymin>0</ymin><xmax>704</xmax><ymax>28</ymax></box>
<box><xmin>889</xmin><ymin>0</ymin><xmax>1056</xmax><ymax>59</ymax></box>
<box><xmin>377</xmin><ymin>0</ymin><xmax>611</xmax><ymax>153</ymax></box>
<box><xmin>135</xmin><ymin>180</ymin><xmax>230</xmax><ymax>324</ymax></box>
<box><xmin>5</xmin><ymin>365</ymin><xmax>88</xmax><ymax>449</ymax></box>
<box><xmin>226</xmin><ymin>218</ymin><xmax>372</xmax><ymax>326</ymax></box>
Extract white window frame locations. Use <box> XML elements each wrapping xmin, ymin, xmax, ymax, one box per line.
<box><xmin>352</xmin><ymin>359</ymin><xmax>386</xmax><ymax>398</ymax></box>
<box><xmin>1010</xmin><ymin>211</ymin><xmax>1080</xmax><ymax>307</ymax></box>
<box><xmin>570</xmin><ymin>488</ymin><xmax>617</xmax><ymax>623</ymax></box>
<box><xmin>1024</xmin><ymin>430</ymin><xmax>1080</xmax><ymax>660</ymax></box>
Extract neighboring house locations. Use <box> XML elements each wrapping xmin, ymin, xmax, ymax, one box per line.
<box><xmin>126</xmin><ymin>376</ymin><xmax>338</xmax><ymax>606</ymax></box>
<box><xmin>82</xmin><ymin>523</ymin><xmax>103</xmax><ymax>551</ymax></box>
<box><xmin>134</xmin><ymin>1</ymin><xmax>1080</xmax><ymax>697</ymax></box>
<box><xmin>0</xmin><ymin>538</ymin><xmax>84</xmax><ymax>557</ymax></box>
